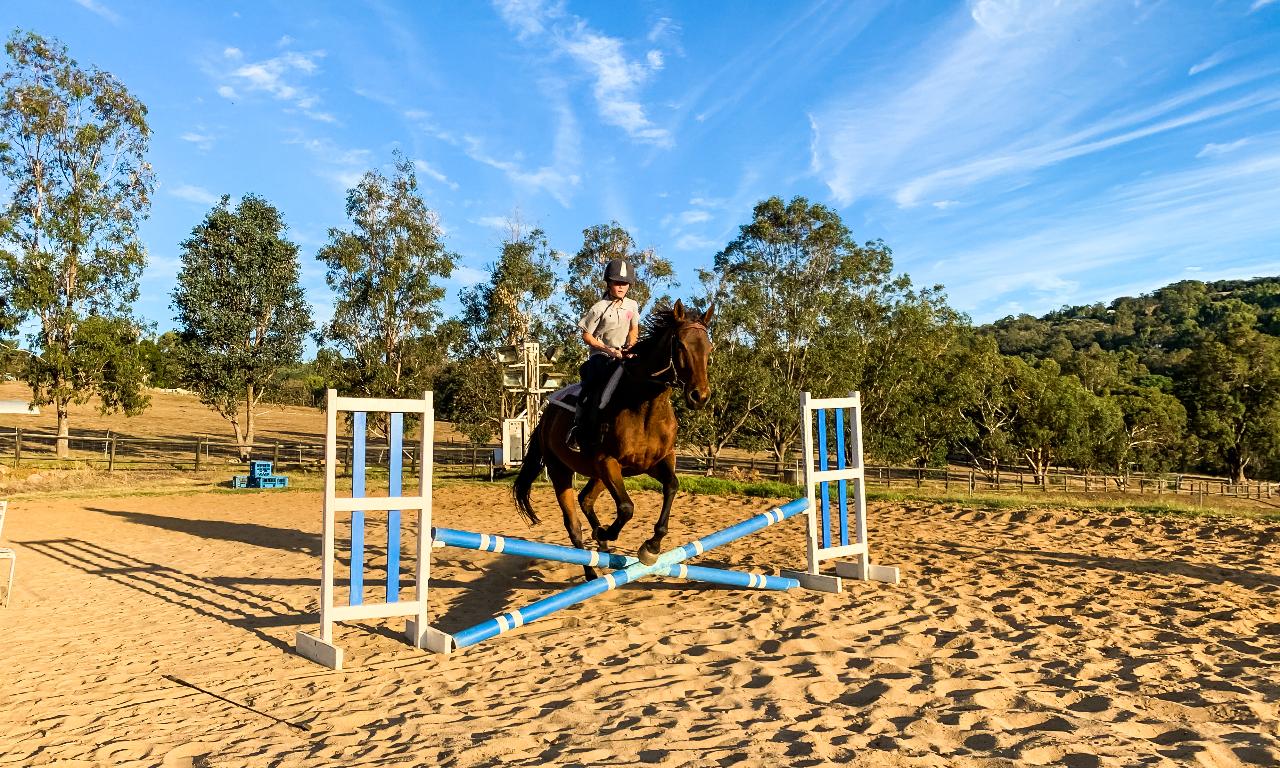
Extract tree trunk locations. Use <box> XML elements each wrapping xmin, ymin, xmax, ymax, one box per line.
<box><xmin>231</xmin><ymin>415</ymin><xmax>249</xmax><ymax>462</ymax></box>
<box><xmin>57</xmin><ymin>403</ymin><xmax>71</xmax><ymax>459</ymax></box>
<box><xmin>244</xmin><ymin>383</ymin><xmax>256</xmax><ymax>461</ymax></box>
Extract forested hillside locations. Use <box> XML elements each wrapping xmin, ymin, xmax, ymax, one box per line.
<box><xmin>980</xmin><ymin>278</ymin><xmax>1280</xmax><ymax>483</ymax></box>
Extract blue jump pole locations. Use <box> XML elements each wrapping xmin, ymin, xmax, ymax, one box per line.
<box><xmin>447</xmin><ymin>497</ymin><xmax>809</xmax><ymax>650</ymax></box>
<box><xmin>432</xmin><ymin>527</ymin><xmax>799</xmax><ymax>591</ymax></box>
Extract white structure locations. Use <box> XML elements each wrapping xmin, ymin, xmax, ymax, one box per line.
<box><xmin>294</xmin><ymin>391</ymin><xmax>442</xmax><ymax>670</ymax></box>
<box><xmin>780</xmin><ymin>392</ymin><xmax>900</xmax><ymax>592</ymax></box>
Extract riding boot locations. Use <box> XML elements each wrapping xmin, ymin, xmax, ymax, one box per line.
<box><xmin>567</xmin><ymin>395</ymin><xmax>590</xmax><ymax>451</ymax></box>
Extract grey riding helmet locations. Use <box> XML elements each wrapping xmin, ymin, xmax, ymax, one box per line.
<box><xmin>604</xmin><ymin>258</ymin><xmax>635</xmax><ymax>285</ymax></box>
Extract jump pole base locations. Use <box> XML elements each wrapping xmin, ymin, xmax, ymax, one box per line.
<box><xmin>835</xmin><ymin>560</ymin><xmax>900</xmax><ymax>584</ymax></box>
<box><xmin>779</xmin><ymin>569</ymin><xmax>843</xmax><ymax>594</ymax></box>
<box><xmin>295</xmin><ymin>631</ymin><xmax>343</xmax><ymax>670</ymax></box>
<box><xmin>407</xmin><ymin>620</ymin><xmax>456</xmax><ymax>654</ymax></box>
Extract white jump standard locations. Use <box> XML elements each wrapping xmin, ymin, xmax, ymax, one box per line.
<box><xmin>295</xmin><ymin>389</ymin><xmax>898</xmax><ymax>669</ymax></box>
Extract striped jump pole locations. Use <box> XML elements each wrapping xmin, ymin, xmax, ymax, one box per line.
<box><xmin>425</xmin><ymin>498</ymin><xmax>808</xmax><ymax>654</ymax></box>
<box><xmin>432</xmin><ymin>527</ymin><xmax>799</xmax><ymax>592</ymax></box>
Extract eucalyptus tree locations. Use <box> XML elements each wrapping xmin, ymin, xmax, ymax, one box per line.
<box><xmin>859</xmin><ymin>291</ymin><xmax>976</xmax><ymax>466</ymax></box>
<box><xmin>315</xmin><ymin>154</ymin><xmax>456</xmax><ymax>415</ymax></box>
<box><xmin>173</xmin><ymin>195</ymin><xmax>312</xmax><ymax>459</ymax></box>
<box><xmin>714</xmin><ymin>196</ymin><xmax>893</xmax><ymax>461</ymax></box>
<box><xmin>1176</xmin><ymin>300</ymin><xmax>1280</xmax><ymax>482</ymax></box>
<box><xmin>564</xmin><ymin>222</ymin><xmax>674</xmax><ymax>325</ymax></box>
<box><xmin>0</xmin><ymin>31</ymin><xmax>153</xmax><ymax>456</ymax></box>
<box><xmin>446</xmin><ymin>221</ymin><xmax>569</xmax><ymax>442</ymax></box>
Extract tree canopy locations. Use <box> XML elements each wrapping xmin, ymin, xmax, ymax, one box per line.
<box><xmin>173</xmin><ymin>194</ymin><xmax>311</xmax><ymax>458</ymax></box>
<box><xmin>0</xmin><ymin>30</ymin><xmax>152</xmax><ymax>456</ymax></box>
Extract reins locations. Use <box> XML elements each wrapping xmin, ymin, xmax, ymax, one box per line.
<box><xmin>629</xmin><ymin>321</ymin><xmax>709</xmax><ymax>388</ymax></box>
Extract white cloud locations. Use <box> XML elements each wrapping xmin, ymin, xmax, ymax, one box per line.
<box><xmin>169</xmin><ymin>183</ymin><xmax>218</xmax><ymax>206</ymax></box>
<box><xmin>72</xmin><ymin>0</ymin><xmax>121</xmax><ymax>24</ymax></box>
<box><xmin>450</xmin><ymin>265</ymin><xmax>490</xmax><ymax>286</ymax></box>
<box><xmin>413</xmin><ymin>159</ymin><xmax>460</xmax><ymax>190</ymax></box>
<box><xmin>286</xmin><ymin>134</ymin><xmax>373</xmax><ymax>191</ymax></box>
<box><xmin>180</xmin><ymin>131</ymin><xmax>215</xmax><ymax>151</ymax></box>
<box><xmin>674</xmin><ymin>233</ymin><xmax>720</xmax><ymax>252</ymax></box>
<box><xmin>918</xmin><ymin>144</ymin><xmax>1280</xmax><ymax>319</ymax></box>
<box><xmin>809</xmin><ymin>2</ymin><xmax>1280</xmax><ymax>208</ymax></box>
<box><xmin>494</xmin><ymin>0</ymin><xmax>672</xmax><ymax>147</ymax></box>
<box><xmin>472</xmin><ymin>216</ymin><xmax>511</xmax><ymax>230</ymax></box>
<box><xmin>932</xmin><ymin>200</ymin><xmax>960</xmax><ymax>210</ymax></box>
<box><xmin>1197</xmin><ymin>138</ymin><xmax>1251</xmax><ymax>157</ymax></box>
<box><xmin>1251</xmin><ymin>0</ymin><xmax>1277</xmax><ymax>12</ymax></box>
<box><xmin>493</xmin><ymin>0</ymin><xmax>555</xmax><ymax>40</ymax></box>
<box><xmin>213</xmin><ymin>46</ymin><xmax>332</xmax><ymax>122</ymax></box>
<box><xmin>458</xmin><ymin>96</ymin><xmax>582</xmax><ymax>206</ymax></box>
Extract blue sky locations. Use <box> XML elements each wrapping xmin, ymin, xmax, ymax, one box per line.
<box><xmin>9</xmin><ymin>0</ymin><xmax>1280</xmax><ymax>334</ymax></box>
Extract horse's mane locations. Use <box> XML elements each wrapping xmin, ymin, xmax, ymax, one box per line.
<box><xmin>636</xmin><ymin>304</ymin><xmax>681</xmax><ymax>347</ymax></box>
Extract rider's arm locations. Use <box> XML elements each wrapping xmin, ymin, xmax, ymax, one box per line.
<box><xmin>582</xmin><ymin>329</ymin><xmax>624</xmax><ymax>359</ymax></box>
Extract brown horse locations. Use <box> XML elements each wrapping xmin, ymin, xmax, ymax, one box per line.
<box><xmin>513</xmin><ymin>300</ymin><xmax>714</xmax><ymax>578</ymax></box>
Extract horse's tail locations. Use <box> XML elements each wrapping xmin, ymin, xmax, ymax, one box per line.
<box><xmin>511</xmin><ymin>420</ymin><xmax>545</xmax><ymax>526</ymax></box>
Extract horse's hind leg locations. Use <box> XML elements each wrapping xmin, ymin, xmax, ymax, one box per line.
<box><xmin>546</xmin><ymin>461</ymin><xmax>597</xmax><ymax>580</ymax></box>
<box><xmin>594</xmin><ymin>458</ymin><xmax>636</xmax><ymax>550</ymax></box>
<box><xmin>639</xmin><ymin>454</ymin><xmax>679</xmax><ymax>565</ymax></box>
<box><xmin>577</xmin><ymin>478</ymin><xmax>609</xmax><ymax>551</ymax></box>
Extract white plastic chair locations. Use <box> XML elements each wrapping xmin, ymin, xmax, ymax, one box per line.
<box><xmin>0</xmin><ymin>500</ymin><xmax>13</xmax><ymax>607</ymax></box>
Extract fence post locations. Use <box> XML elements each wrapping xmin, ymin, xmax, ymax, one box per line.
<box><xmin>1019</xmin><ymin>472</ymin><xmax>1024</xmax><ymax>492</ymax></box>
<box><xmin>917</xmin><ymin>467</ymin><xmax>922</xmax><ymax>489</ymax></box>
<box><xmin>195</xmin><ymin>438</ymin><xmax>202</xmax><ymax>472</ymax></box>
<box><xmin>887</xmin><ymin>467</ymin><xmax>892</xmax><ymax>488</ymax></box>
<box><xmin>944</xmin><ymin>469</ymin><xmax>950</xmax><ymax>492</ymax></box>
<box><xmin>968</xmin><ymin>468</ymin><xmax>975</xmax><ymax>495</ymax></box>
<box><xmin>274</xmin><ymin>441</ymin><xmax>281</xmax><ymax>468</ymax></box>
<box><xmin>13</xmin><ymin>427</ymin><xmax>21</xmax><ymax>468</ymax></box>
<box><xmin>109</xmin><ymin>436</ymin><xmax>116</xmax><ymax>472</ymax></box>
<box><xmin>995</xmin><ymin>466</ymin><xmax>1000</xmax><ymax>490</ymax></box>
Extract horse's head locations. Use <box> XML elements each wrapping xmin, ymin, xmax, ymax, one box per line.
<box><xmin>669</xmin><ymin>299</ymin><xmax>714</xmax><ymax>409</ymax></box>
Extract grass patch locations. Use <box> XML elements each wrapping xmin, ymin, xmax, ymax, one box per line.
<box><xmin>867</xmin><ymin>488</ymin><xmax>1280</xmax><ymax>521</ymax></box>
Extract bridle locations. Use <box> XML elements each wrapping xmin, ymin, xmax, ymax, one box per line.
<box><xmin>640</xmin><ymin>320</ymin><xmax>710</xmax><ymax>388</ymax></box>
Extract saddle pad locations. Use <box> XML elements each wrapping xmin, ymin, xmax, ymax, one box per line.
<box><xmin>547</xmin><ymin>384</ymin><xmax>583</xmax><ymax>412</ymax></box>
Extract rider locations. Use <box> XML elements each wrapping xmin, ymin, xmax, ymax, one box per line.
<box><xmin>567</xmin><ymin>258</ymin><xmax>640</xmax><ymax>451</ymax></box>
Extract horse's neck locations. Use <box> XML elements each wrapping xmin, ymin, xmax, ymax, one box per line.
<box><xmin>616</xmin><ymin>335</ymin><xmax>673</xmax><ymax>402</ymax></box>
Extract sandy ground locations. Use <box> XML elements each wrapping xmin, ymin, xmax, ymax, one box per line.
<box><xmin>1</xmin><ymin>483</ymin><xmax>1278</xmax><ymax>767</ymax></box>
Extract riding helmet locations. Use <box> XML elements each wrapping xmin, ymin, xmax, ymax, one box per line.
<box><xmin>603</xmin><ymin>258</ymin><xmax>635</xmax><ymax>285</ymax></box>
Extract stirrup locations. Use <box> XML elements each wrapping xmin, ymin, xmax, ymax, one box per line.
<box><xmin>566</xmin><ymin>428</ymin><xmax>581</xmax><ymax>452</ymax></box>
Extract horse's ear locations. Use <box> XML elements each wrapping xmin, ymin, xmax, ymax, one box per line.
<box><xmin>672</xmin><ymin>298</ymin><xmax>686</xmax><ymax>321</ymax></box>
<box><xmin>701</xmin><ymin>303</ymin><xmax>715</xmax><ymax>326</ymax></box>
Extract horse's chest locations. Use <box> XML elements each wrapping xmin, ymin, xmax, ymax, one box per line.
<box><xmin>609</xmin><ymin>406</ymin><xmax>676</xmax><ymax>467</ymax></box>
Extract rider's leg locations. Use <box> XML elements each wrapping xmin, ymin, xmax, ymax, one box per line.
<box><xmin>568</xmin><ymin>356</ymin><xmax>605</xmax><ymax>451</ymax></box>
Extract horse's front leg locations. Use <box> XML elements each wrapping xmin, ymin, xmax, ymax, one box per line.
<box><xmin>547</xmin><ymin>461</ymin><xmax>597</xmax><ymax>580</ymax></box>
<box><xmin>639</xmin><ymin>454</ymin><xmax>678</xmax><ymax>565</ymax></box>
<box><xmin>594</xmin><ymin>457</ymin><xmax>635</xmax><ymax>550</ymax></box>
<box><xmin>577</xmin><ymin>478</ymin><xmax>609</xmax><ymax>551</ymax></box>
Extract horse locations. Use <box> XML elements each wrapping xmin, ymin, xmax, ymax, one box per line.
<box><xmin>512</xmin><ymin>300</ymin><xmax>714</xmax><ymax>579</ymax></box>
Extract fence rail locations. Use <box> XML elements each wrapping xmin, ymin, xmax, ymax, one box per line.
<box><xmin>3</xmin><ymin>428</ymin><xmax>1275</xmax><ymax>503</ymax></box>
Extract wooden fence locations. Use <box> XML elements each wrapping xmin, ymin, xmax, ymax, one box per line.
<box><xmin>4</xmin><ymin>427</ymin><xmax>1275</xmax><ymax>502</ymax></box>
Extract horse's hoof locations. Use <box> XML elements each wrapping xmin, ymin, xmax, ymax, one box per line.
<box><xmin>637</xmin><ymin>542</ymin><xmax>660</xmax><ymax>566</ymax></box>
<box><xmin>583</xmin><ymin>566</ymin><xmax>599</xmax><ymax>581</ymax></box>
